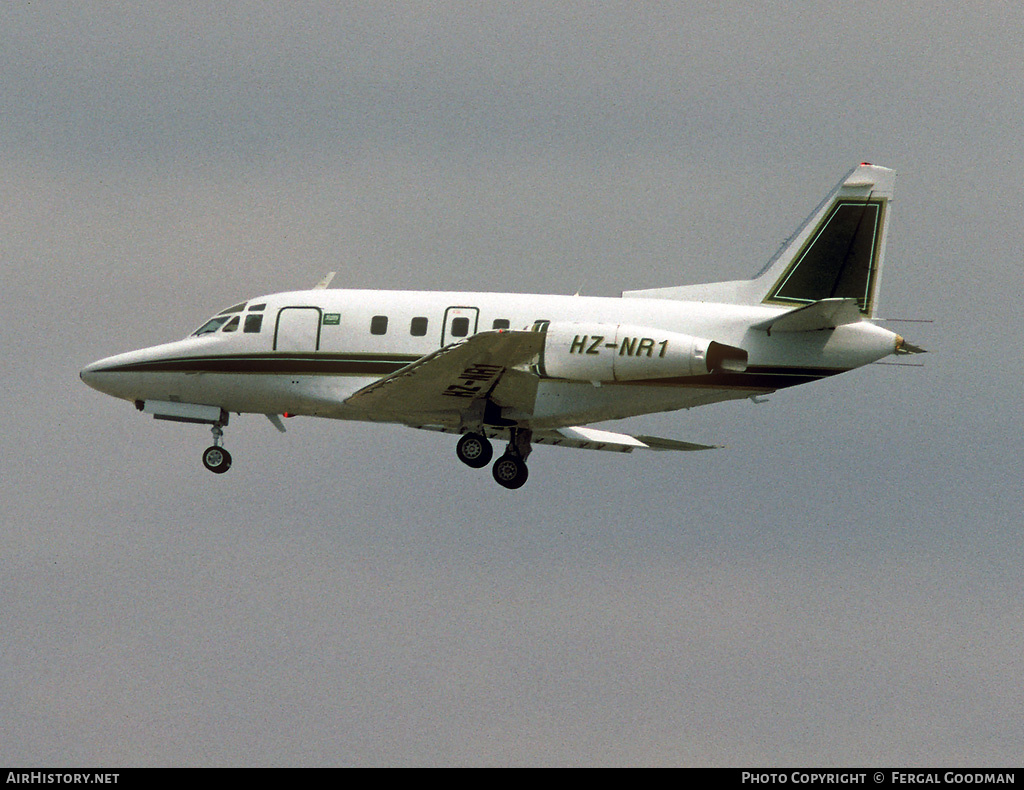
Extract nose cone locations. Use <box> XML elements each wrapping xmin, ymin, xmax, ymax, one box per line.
<box><xmin>80</xmin><ymin>358</ymin><xmax>104</xmax><ymax>390</ymax></box>
<box><xmin>79</xmin><ymin>347</ymin><xmax>154</xmax><ymax>401</ymax></box>
<box><xmin>80</xmin><ymin>354</ymin><xmax>131</xmax><ymax>398</ymax></box>
<box><xmin>80</xmin><ymin>337</ymin><xmax>207</xmax><ymax>402</ymax></box>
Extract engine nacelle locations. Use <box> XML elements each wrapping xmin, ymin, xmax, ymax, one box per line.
<box><xmin>537</xmin><ymin>322</ymin><xmax>747</xmax><ymax>382</ymax></box>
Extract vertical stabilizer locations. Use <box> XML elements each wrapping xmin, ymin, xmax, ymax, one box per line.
<box><xmin>623</xmin><ymin>164</ymin><xmax>896</xmax><ymax>318</ymax></box>
<box><xmin>754</xmin><ymin>163</ymin><xmax>895</xmax><ymax>317</ymax></box>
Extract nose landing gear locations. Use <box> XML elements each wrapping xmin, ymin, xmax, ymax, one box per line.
<box><xmin>202</xmin><ymin>423</ymin><xmax>232</xmax><ymax>474</ymax></box>
<box><xmin>135</xmin><ymin>400</ymin><xmax>234</xmax><ymax>475</ymax></box>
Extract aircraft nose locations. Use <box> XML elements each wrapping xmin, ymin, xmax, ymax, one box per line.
<box><xmin>80</xmin><ymin>355</ymin><xmax>130</xmax><ymax>397</ymax></box>
<box><xmin>80</xmin><ymin>359</ymin><xmax>103</xmax><ymax>389</ymax></box>
<box><xmin>80</xmin><ymin>340</ymin><xmax>191</xmax><ymax>401</ymax></box>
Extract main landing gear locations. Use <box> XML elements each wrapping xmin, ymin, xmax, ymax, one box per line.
<box><xmin>202</xmin><ymin>422</ymin><xmax>232</xmax><ymax>474</ymax></box>
<box><xmin>457</xmin><ymin>428</ymin><xmax>532</xmax><ymax>489</ymax></box>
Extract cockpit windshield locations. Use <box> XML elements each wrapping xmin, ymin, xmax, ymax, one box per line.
<box><xmin>192</xmin><ymin>316</ymin><xmax>232</xmax><ymax>336</ymax></box>
<box><xmin>191</xmin><ymin>301</ymin><xmax>268</xmax><ymax>337</ymax></box>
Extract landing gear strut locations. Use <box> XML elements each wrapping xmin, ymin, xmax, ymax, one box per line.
<box><xmin>202</xmin><ymin>422</ymin><xmax>232</xmax><ymax>474</ymax></box>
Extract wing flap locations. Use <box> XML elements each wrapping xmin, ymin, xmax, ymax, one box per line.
<box><xmin>411</xmin><ymin>424</ymin><xmax>719</xmax><ymax>453</ymax></box>
<box><xmin>632</xmin><ymin>434</ymin><xmax>721</xmax><ymax>451</ymax></box>
<box><xmin>544</xmin><ymin>427</ymin><xmax>718</xmax><ymax>452</ymax></box>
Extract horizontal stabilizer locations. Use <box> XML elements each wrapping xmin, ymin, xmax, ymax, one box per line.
<box><xmin>895</xmin><ymin>337</ymin><xmax>927</xmax><ymax>355</ymax></box>
<box><xmin>752</xmin><ymin>298</ymin><xmax>863</xmax><ymax>334</ymax></box>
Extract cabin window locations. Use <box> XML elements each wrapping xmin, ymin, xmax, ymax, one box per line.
<box><xmin>221</xmin><ymin>316</ymin><xmax>240</xmax><ymax>332</ymax></box>
<box><xmin>492</xmin><ymin>319</ymin><xmax>510</xmax><ymax>330</ymax></box>
<box><xmin>410</xmin><ymin>317</ymin><xmax>428</xmax><ymax>336</ymax></box>
<box><xmin>370</xmin><ymin>315</ymin><xmax>389</xmax><ymax>335</ymax></box>
<box><xmin>450</xmin><ymin>317</ymin><xmax>470</xmax><ymax>337</ymax></box>
<box><xmin>244</xmin><ymin>314</ymin><xmax>263</xmax><ymax>333</ymax></box>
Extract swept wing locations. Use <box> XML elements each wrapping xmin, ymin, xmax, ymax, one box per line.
<box><xmin>344</xmin><ymin>330</ymin><xmax>543</xmax><ymax>421</ymax></box>
<box><xmin>345</xmin><ymin>330</ymin><xmax>716</xmax><ymax>452</ymax></box>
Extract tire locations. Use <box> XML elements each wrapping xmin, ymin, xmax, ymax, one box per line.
<box><xmin>456</xmin><ymin>433</ymin><xmax>493</xmax><ymax>469</ymax></box>
<box><xmin>492</xmin><ymin>454</ymin><xmax>528</xmax><ymax>489</ymax></box>
<box><xmin>202</xmin><ymin>446</ymin><xmax>232</xmax><ymax>474</ymax></box>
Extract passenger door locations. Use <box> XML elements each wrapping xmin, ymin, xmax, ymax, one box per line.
<box><xmin>274</xmin><ymin>307</ymin><xmax>322</xmax><ymax>351</ymax></box>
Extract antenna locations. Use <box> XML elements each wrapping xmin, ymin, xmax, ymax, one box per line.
<box><xmin>313</xmin><ymin>272</ymin><xmax>336</xmax><ymax>290</ymax></box>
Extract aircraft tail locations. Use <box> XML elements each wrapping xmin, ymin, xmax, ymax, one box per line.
<box><xmin>623</xmin><ymin>163</ymin><xmax>897</xmax><ymax>318</ymax></box>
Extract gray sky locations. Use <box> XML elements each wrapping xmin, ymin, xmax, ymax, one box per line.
<box><xmin>3</xmin><ymin>1</ymin><xmax>1023</xmax><ymax>767</ymax></box>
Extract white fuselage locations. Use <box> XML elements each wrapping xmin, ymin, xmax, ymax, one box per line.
<box><xmin>81</xmin><ymin>288</ymin><xmax>900</xmax><ymax>430</ymax></box>
<box><xmin>78</xmin><ymin>163</ymin><xmax>913</xmax><ymax>487</ymax></box>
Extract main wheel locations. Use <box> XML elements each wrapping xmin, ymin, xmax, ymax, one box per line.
<box><xmin>492</xmin><ymin>454</ymin><xmax>528</xmax><ymax>489</ymax></box>
<box><xmin>456</xmin><ymin>433</ymin><xmax>493</xmax><ymax>469</ymax></box>
<box><xmin>202</xmin><ymin>446</ymin><xmax>232</xmax><ymax>474</ymax></box>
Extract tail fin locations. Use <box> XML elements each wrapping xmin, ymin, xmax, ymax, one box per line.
<box><xmin>754</xmin><ymin>163</ymin><xmax>895</xmax><ymax>317</ymax></box>
<box><xmin>623</xmin><ymin>163</ymin><xmax>896</xmax><ymax>318</ymax></box>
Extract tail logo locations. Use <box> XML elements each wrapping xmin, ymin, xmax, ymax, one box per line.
<box><xmin>765</xmin><ymin>199</ymin><xmax>885</xmax><ymax>314</ymax></box>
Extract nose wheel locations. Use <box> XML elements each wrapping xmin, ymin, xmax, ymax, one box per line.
<box><xmin>202</xmin><ymin>423</ymin><xmax>232</xmax><ymax>474</ymax></box>
<box><xmin>202</xmin><ymin>445</ymin><xmax>232</xmax><ymax>474</ymax></box>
